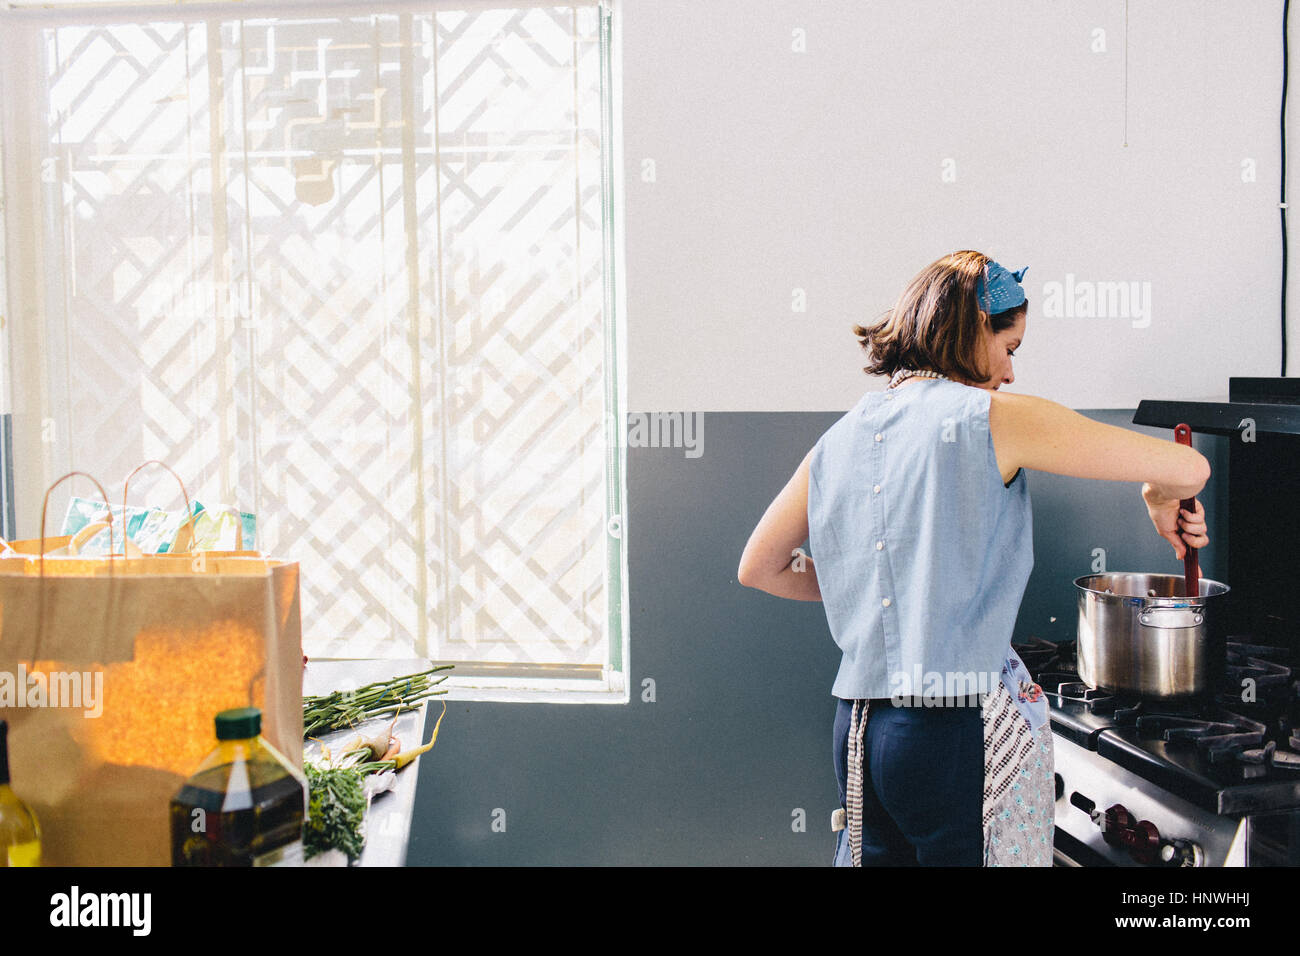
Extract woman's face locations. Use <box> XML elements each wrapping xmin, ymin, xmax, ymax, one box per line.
<box><xmin>975</xmin><ymin>310</ymin><xmax>1026</xmax><ymax>390</ymax></box>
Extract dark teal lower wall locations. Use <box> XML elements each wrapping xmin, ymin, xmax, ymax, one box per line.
<box><xmin>405</xmin><ymin>409</ymin><xmax>1227</xmax><ymax>865</ymax></box>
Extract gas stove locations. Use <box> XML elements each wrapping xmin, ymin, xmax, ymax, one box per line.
<box><xmin>1022</xmin><ymin>377</ymin><xmax>1300</xmax><ymax>866</ymax></box>
<box><xmin>1016</xmin><ymin>635</ymin><xmax>1300</xmax><ymax>866</ymax></box>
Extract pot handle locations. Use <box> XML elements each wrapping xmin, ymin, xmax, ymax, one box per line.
<box><xmin>1137</xmin><ymin>606</ymin><xmax>1205</xmax><ymax>629</ymax></box>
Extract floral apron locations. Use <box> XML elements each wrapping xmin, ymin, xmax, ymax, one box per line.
<box><xmin>833</xmin><ymin>648</ymin><xmax>1054</xmax><ymax>867</ymax></box>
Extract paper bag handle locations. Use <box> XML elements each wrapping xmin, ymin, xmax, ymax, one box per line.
<box><xmin>39</xmin><ymin>471</ymin><xmax>116</xmax><ymax>574</ymax></box>
<box><xmin>121</xmin><ymin>460</ymin><xmax>197</xmax><ymax>555</ymax></box>
<box><xmin>33</xmin><ymin>471</ymin><xmax>117</xmax><ymax>665</ymax></box>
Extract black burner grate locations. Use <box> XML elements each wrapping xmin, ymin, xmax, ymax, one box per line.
<box><xmin>1016</xmin><ymin>635</ymin><xmax>1300</xmax><ymax>771</ymax></box>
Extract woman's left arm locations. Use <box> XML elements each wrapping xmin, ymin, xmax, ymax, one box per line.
<box><xmin>737</xmin><ymin>448</ymin><xmax>822</xmax><ymax>601</ymax></box>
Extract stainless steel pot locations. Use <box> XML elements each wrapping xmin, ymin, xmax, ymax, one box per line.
<box><xmin>1074</xmin><ymin>572</ymin><xmax>1230</xmax><ymax>699</ymax></box>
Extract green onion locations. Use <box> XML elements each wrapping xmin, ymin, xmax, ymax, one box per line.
<box><xmin>302</xmin><ymin>665</ymin><xmax>454</xmax><ymax>738</ymax></box>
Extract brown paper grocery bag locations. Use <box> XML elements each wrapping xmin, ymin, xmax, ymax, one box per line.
<box><xmin>1</xmin><ymin>534</ymin><xmax>74</xmax><ymax>555</ymax></box>
<box><xmin>0</xmin><ymin>551</ymin><xmax>303</xmax><ymax>866</ymax></box>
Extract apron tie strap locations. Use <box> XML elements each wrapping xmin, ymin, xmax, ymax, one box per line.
<box><xmin>845</xmin><ymin>698</ymin><xmax>870</xmax><ymax>867</ymax></box>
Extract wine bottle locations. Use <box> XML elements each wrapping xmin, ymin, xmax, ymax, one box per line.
<box><xmin>0</xmin><ymin>719</ymin><xmax>41</xmax><ymax>867</ymax></box>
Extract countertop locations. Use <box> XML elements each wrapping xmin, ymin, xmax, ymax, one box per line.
<box><xmin>302</xmin><ymin>658</ymin><xmax>439</xmax><ymax>867</ymax></box>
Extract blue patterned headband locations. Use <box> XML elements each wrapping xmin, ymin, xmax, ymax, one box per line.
<box><xmin>976</xmin><ymin>260</ymin><xmax>1028</xmax><ymax>314</ymax></box>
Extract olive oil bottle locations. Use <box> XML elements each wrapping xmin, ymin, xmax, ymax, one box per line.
<box><xmin>0</xmin><ymin>719</ymin><xmax>41</xmax><ymax>867</ymax></box>
<box><xmin>170</xmin><ymin>707</ymin><xmax>306</xmax><ymax>866</ymax></box>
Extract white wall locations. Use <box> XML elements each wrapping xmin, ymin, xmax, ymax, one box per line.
<box><xmin>621</xmin><ymin>0</ymin><xmax>1292</xmax><ymax>411</ymax></box>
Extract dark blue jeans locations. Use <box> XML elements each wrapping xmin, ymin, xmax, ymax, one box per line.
<box><xmin>832</xmin><ymin>697</ymin><xmax>983</xmax><ymax>866</ymax></box>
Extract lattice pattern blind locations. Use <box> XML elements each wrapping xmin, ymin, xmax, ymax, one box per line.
<box><xmin>2</xmin><ymin>2</ymin><xmax>623</xmax><ymax>677</ymax></box>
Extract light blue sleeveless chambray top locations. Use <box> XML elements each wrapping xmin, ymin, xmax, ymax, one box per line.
<box><xmin>807</xmin><ymin>379</ymin><xmax>1034</xmax><ymax>701</ymax></box>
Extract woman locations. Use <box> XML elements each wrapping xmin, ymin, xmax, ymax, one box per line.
<box><xmin>737</xmin><ymin>250</ymin><xmax>1210</xmax><ymax>867</ymax></box>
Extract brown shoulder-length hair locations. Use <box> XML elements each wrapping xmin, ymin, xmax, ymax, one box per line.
<box><xmin>853</xmin><ymin>250</ymin><xmax>1027</xmax><ymax>383</ymax></box>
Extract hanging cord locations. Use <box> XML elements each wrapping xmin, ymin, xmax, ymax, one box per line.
<box><xmin>1283</xmin><ymin>0</ymin><xmax>1290</xmax><ymax>375</ymax></box>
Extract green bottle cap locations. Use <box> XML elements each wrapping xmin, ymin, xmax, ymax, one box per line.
<box><xmin>214</xmin><ymin>707</ymin><xmax>262</xmax><ymax>740</ymax></box>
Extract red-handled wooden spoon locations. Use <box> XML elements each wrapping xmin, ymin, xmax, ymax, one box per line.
<box><xmin>1173</xmin><ymin>423</ymin><xmax>1199</xmax><ymax>599</ymax></box>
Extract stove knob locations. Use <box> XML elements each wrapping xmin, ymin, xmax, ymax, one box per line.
<box><xmin>1128</xmin><ymin>819</ymin><xmax>1161</xmax><ymax>865</ymax></box>
<box><xmin>1159</xmin><ymin>839</ymin><xmax>1205</xmax><ymax>868</ymax></box>
<box><xmin>1101</xmin><ymin>804</ymin><xmax>1134</xmax><ymax>847</ymax></box>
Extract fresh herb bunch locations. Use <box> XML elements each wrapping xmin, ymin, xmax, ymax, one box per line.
<box><xmin>304</xmin><ymin>762</ymin><xmax>367</xmax><ymax>863</ymax></box>
<box><xmin>303</xmin><ymin>665</ymin><xmax>454</xmax><ymax>738</ymax></box>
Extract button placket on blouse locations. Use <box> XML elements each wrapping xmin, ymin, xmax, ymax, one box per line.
<box><xmin>875</xmin><ymin>430</ymin><xmax>890</xmax><ymax>603</ymax></box>
<box><xmin>873</xmin><ymin>399</ymin><xmax>888</xmax><ymax>575</ymax></box>
<box><xmin>869</xmin><ymin>411</ymin><xmax>900</xmax><ymax>681</ymax></box>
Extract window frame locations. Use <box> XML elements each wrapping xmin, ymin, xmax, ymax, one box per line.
<box><xmin>0</xmin><ymin>0</ymin><xmax>630</xmax><ymax>703</ymax></box>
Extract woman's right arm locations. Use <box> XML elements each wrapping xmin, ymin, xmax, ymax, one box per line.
<box><xmin>988</xmin><ymin>391</ymin><xmax>1211</xmax><ymax>556</ymax></box>
<box><xmin>989</xmin><ymin>391</ymin><xmax>1209</xmax><ymax>497</ymax></box>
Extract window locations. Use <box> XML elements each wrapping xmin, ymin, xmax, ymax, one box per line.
<box><xmin>0</xmin><ymin>0</ymin><xmax>628</xmax><ymax>700</ymax></box>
